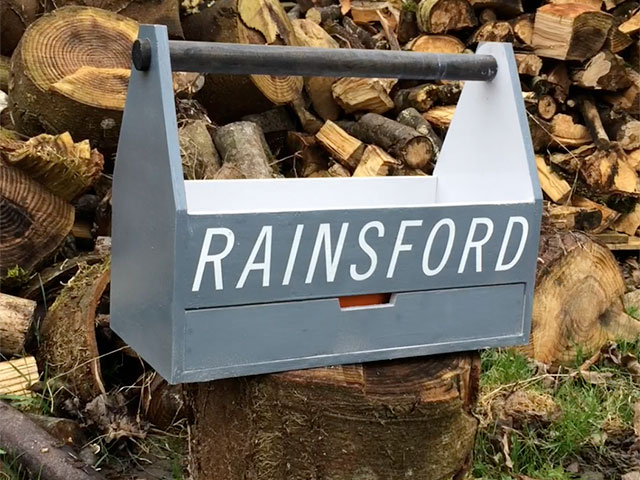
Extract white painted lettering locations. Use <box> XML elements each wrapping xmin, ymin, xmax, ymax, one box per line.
<box><xmin>191</xmin><ymin>228</ymin><xmax>235</xmax><ymax>292</ymax></box>
<box><xmin>495</xmin><ymin>216</ymin><xmax>529</xmax><ymax>271</ymax></box>
<box><xmin>386</xmin><ymin>220</ymin><xmax>423</xmax><ymax>278</ymax></box>
<box><xmin>422</xmin><ymin>218</ymin><xmax>455</xmax><ymax>276</ymax></box>
<box><xmin>350</xmin><ymin>221</ymin><xmax>384</xmax><ymax>281</ymax></box>
<box><xmin>236</xmin><ymin>226</ymin><xmax>272</xmax><ymax>289</ymax></box>
<box><xmin>305</xmin><ymin>223</ymin><xmax>349</xmax><ymax>284</ymax></box>
<box><xmin>458</xmin><ymin>218</ymin><xmax>494</xmax><ymax>273</ymax></box>
<box><xmin>282</xmin><ymin>224</ymin><xmax>304</xmax><ymax>286</ymax></box>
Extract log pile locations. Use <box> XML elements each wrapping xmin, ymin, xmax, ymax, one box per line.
<box><xmin>0</xmin><ymin>0</ymin><xmax>639</xmax><ymax>477</ymax></box>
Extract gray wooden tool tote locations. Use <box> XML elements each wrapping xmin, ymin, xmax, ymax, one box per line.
<box><xmin>111</xmin><ymin>25</ymin><xmax>542</xmax><ymax>384</ymax></box>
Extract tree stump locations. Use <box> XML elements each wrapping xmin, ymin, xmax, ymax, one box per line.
<box><xmin>187</xmin><ymin>353</ymin><xmax>480</xmax><ymax>480</ymax></box>
<box><xmin>8</xmin><ymin>6</ymin><xmax>138</xmax><ymax>151</ymax></box>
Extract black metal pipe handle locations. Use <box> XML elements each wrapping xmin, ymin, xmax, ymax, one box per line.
<box><xmin>132</xmin><ymin>39</ymin><xmax>498</xmax><ymax>82</ymax></box>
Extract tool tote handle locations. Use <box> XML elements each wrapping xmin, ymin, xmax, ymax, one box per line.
<box><xmin>132</xmin><ymin>37</ymin><xmax>498</xmax><ymax>82</ymax></box>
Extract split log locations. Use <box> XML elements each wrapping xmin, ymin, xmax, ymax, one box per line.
<box><xmin>0</xmin><ymin>400</ymin><xmax>102</xmax><ymax>480</ymax></box>
<box><xmin>471</xmin><ymin>20</ymin><xmax>514</xmax><ymax>43</ymax></box>
<box><xmin>290</xmin><ymin>96</ymin><xmax>324</xmax><ymax>134</ymax></box>
<box><xmin>571</xmin><ymin>195</ymin><xmax>620</xmax><ymax>232</ymax></box>
<box><xmin>0</xmin><ymin>0</ymin><xmax>42</xmax><ymax>56</ymax></box>
<box><xmin>39</xmin><ymin>259</ymin><xmax>110</xmax><ymax>402</ymax></box>
<box><xmin>405</xmin><ymin>34</ymin><xmax>465</xmax><ymax>53</ymax></box>
<box><xmin>331</xmin><ymin>77</ymin><xmax>397</xmax><ymax>114</ymax></box>
<box><xmin>578</xmin><ymin>95</ymin><xmax>610</xmax><ymax>150</ymax></box>
<box><xmin>511</xmin><ymin>13</ymin><xmax>534</xmax><ymax>45</ymax></box>
<box><xmin>328</xmin><ymin>162</ymin><xmax>351</xmax><ymax>176</ymax></box>
<box><xmin>531</xmin><ymin>4</ymin><xmax>613</xmax><ymax>61</ymax></box>
<box><xmin>515</xmin><ymin>53</ymin><xmax>543</xmax><ymax>77</ymax></box>
<box><xmin>1</xmin><ymin>131</ymin><xmax>104</xmax><ymax>201</ymax></box>
<box><xmin>9</xmin><ymin>7</ymin><xmax>138</xmax><ymax>151</ymax></box>
<box><xmin>619</xmin><ymin>10</ymin><xmax>640</xmax><ymax>34</ymax></box>
<box><xmin>285</xmin><ymin>131</ymin><xmax>329</xmax><ymax>177</ymax></box>
<box><xmin>213</xmin><ymin>122</ymin><xmax>275</xmax><ymax>179</ymax></box>
<box><xmin>0</xmin><ymin>294</ymin><xmax>36</xmax><ymax>356</ymax></box>
<box><xmin>179</xmin><ymin>120</ymin><xmax>221</xmax><ymax>180</ymax></box>
<box><xmin>182</xmin><ymin>0</ymin><xmax>303</xmax><ymax>124</ymax></box>
<box><xmin>523</xmin><ymin>230</ymin><xmax>640</xmax><ymax>365</ymax></box>
<box><xmin>291</xmin><ymin>19</ymin><xmax>341</xmax><ymax>121</ymax></box>
<box><xmin>416</xmin><ymin>0</ymin><xmax>478</xmax><ymax>33</ymax></box>
<box><xmin>546</xmin><ymin>63</ymin><xmax>572</xmax><ymax>103</ymax></box>
<box><xmin>0</xmin><ymin>162</ymin><xmax>74</xmax><ymax>277</ymax></box>
<box><xmin>536</xmin><ymin>155</ymin><xmax>571</xmax><ymax>203</ymax></box>
<box><xmin>397</xmin><ymin>107</ymin><xmax>443</xmax><ymax>159</ymax></box>
<box><xmin>628</xmin><ymin>148</ymin><xmax>640</xmax><ymax>170</ymax></box>
<box><xmin>617</xmin><ymin>120</ymin><xmax>640</xmax><ymax>151</ymax></box>
<box><xmin>550</xmin><ymin>114</ymin><xmax>592</xmax><ymax>148</ymax></box>
<box><xmin>546</xmin><ymin>204</ymin><xmax>603</xmax><ymax>232</ymax></box>
<box><xmin>306</xmin><ymin>4</ymin><xmax>342</xmax><ymax>23</ymax></box>
<box><xmin>605</xmin><ymin>68</ymin><xmax>640</xmax><ymax>115</ymax></box>
<box><xmin>571</xmin><ymin>50</ymin><xmax>631</xmax><ymax>91</ymax></box>
<box><xmin>43</xmin><ymin>0</ymin><xmax>183</xmax><ymax>38</ymax></box>
<box><xmin>350</xmin><ymin>1</ymin><xmax>400</xmax><ymax>30</ymax></box>
<box><xmin>0</xmin><ymin>356</ymin><xmax>39</xmax><ymax>396</ymax></box>
<box><xmin>348</xmin><ymin>113</ymin><xmax>434</xmax><ymax>169</ymax></box>
<box><xmin>422</xmin><ymin>105</ymin><xmax>456</xmax><ymax>129</ymax></box>
<box><xmin>316</xmin><ymin>120</ymin><xmax>365</xmax><ymax>170</ymax></box>
<box><xmin>353</xmin><ymin>144</ymin><xmax>401</xmax><ymax>176</ymax></box>
<box><xmin>614</xmin><ymin>203</ymin><xmax>640</xmax><ymax>235</ymax></box>
<box><xmin>393</xmin><ymin>83</ymin><xmax>462</xmax><ymax>113</ymax></box>
<box><xmin>187</xmin><ymin>353</ymin><xmax>480</xmax><ymax>480</ymax></box>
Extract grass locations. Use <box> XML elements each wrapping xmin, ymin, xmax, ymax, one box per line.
<box><xmin>474</xmin><ymin>344</ymin><xmax>640</xmax><ymax>480</ymax></box>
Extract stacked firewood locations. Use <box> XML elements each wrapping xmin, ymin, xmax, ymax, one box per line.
<box><xmin>0</xmin><ymin>0</ymin><xmax>639</xmax><ymax>478</ymax></box>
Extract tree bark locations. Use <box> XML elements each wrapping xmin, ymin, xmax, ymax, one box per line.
<box><xmin>182</xmin><ymin>0</ymin><xmax>303</xmax><ymax>124</ymax></box>
<box><xmin>187</xmin><ymin>353</ymin><xmax>480</xmax><ymax>480</ymax></box>
<box><xmin>8</xmin><ymin>6</ymin><xmax>138</xmax><ymax>152</ymax></box>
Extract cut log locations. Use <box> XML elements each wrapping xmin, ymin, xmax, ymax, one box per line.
<box><xmin>550</xmin><ymin>114</ymin><xmax>592</xmax><ymax>148</ymax></box>
<box><xmin>0</xmin><ymin>0</ymin><xmax>42</xmax><ymax>56</ymax></box>
<box><xmin>353</xmin><ymin>145</ymin><xmax>401</xmax><ymax>176</ymax></box>
<box><xmin>605</xmin><ymin>67</ymin><xmax>640</xmax><ymax>115</ymax></box>
<box><xmin>348</xmin><ymin>113</ymin><xmax>434</xmax><ymax>169</ymax></box>
<box><xmin>511</xmin><ymin>13</ymin><xmax>534</xmax><ymax>45</ymax></box>
<box><xmin>422</xmin><ymin>105</ymin><xmax>456</xmax><ymax>129</ymax></box>
<box><xmin>536</xmin><ymin>155</ymin><xmax>571</xmax><ymax>203</ymax></box>
<box><xmin>471</xmin><ymin>20</ymin><xmax>514</xmax><ymax>43</ymax></box>
<box><xmin>396</xmin><ymin>107</ymin><xmax>443</xmax><ymax>159</ymax></box>
<box><xmin>578</xmin><ymin>95</ymin><xmax>611</xmax><ymax>150</ymax></box>
<box><xmin>39</xmin><ymin>259</ymin><xmax>109</xmax><ymax>402</ymax></box>
<box><xmin>291</xmin><ymin>19</ymin><xmax>341</xmax><ymax>121</ymax></box>
<box><xmin>617</xmin><ymin>120</ymin><xmax>640</xmax><ymax>151</ymax></box>
<box><xmin>628</xmin><ymin>148</ymin><xmax>640</xmax><ymax>170</ymax></box>
<box><xmin>571</xmin><ymin>195</ymin><xmax>621</xmax><ymax>232</ymax></box>
<box><xmin>0</xmin><ymin>162</ymin><xmax>74</xmax><ymax>278</ymax></box>
<box><xmin>8</xmin><ymin>6</ymin><xmax>138</xmax><ymax>151</ymax></box>
<box><xmin>0</xmin><ymin>399</ymin><xmax>102</xmax><ymax>480</ymax></box>
<box><xmin>316</xmin><ymin>120</ymin><xmax>365</xmax><ymax>170</ymax></box>
<box><xmin>416</xmin><ymin>0</ymin><xmax>478</xmax><ymax>33</ymax></box>
<box><xmin>179</xmin><ymin>120</ymin><xmax>221</xmax><ymax>180</ymax></box>
<box><xmin>531</xmin><ymin>4</ymin><xmax>614</xmax><ymax>61</ymax></box>
<box><xmin>187</xmin><ymin>353</ymin><xmax>480</xmax><ymax>480</ymax></box>
<box><xmin>0</xmin><ymin>356</ymin><xmax>38</xmax><ymax>396</ymax></box>
<box><xmin>405</xmin><ymin>34</ymin><xmax>465</xmax><ymax>53</ymax></box>
<box><xmin>43</xmin><ymin>0</ymin><xmax>183</xmax><ymax>38</ymax></box>
<box><xmin>537</xmin><ymin>95</ymin><xmax>557</xmax><ymax>120</ymax></box>
<box><xmin>393</xmin><ymin>83</ymin><xmax>462</xmax><ymax>112</ymax></box>
<box><xmin>606</xmin><ymin>21</ymin><xmax>633</xmax><ymax>53</ymax></box>
<box><xmin>546</xmin><ymin>204</ymin><xmax>603</xmax><ymax>232</ymax></box>
<box><xmin>331</xmin><ymin>77</ymin><xmax>397</xmax><ymax>114</ymax></box>
<box><xmin>515</xmin><ymin>53</ymin><xmax>543</xmax><ymax>77</ymax></box>
<box><xmin>614</xmin><ymin>203</ymin><xmax>640</xmax><ymax>235</ymax></box>
<box><xmin>478</xmin><ymin>8</ymin><xmax>497</xmax><ymax>23</ymax></box>
<box><xmin>182</xmin><ymin>0</ymin><xmax>303</xmax><ymax>124</ymax></box>
<box><xmin>350</xmin><ymin>1</ymin><xmax>400</xmax><ymax>30</ymax></box>
<box><xmin>619</xmin><ymin>10</ymin><xmax>640</xmax><ymax>33</ymax></box>
<box><xmin>0</xmin><ymin>294</ymin><xmax>36</xmax><ymax>357</ymax></box>
<box><xmin>523</xmin><ymin>230</ymin><xmax>640</xmax><ymax>365</ymax></box>
<box><xmin>213</xmin><ymin>122</ymin><xmax>275</xmax><ymax>179</ymax></box>
<box><xmin>571</xmin><ymin>50</ymin><xmax>631</xmax><ymax>91</ymax></box>
<box><xmin>0</xmin><ymin>131</ymin><xmax>104</xmax><ymax>201</ymax></box>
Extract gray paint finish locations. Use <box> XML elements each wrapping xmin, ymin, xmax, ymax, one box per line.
<box><xmin>111</xmin><ymin>25</ymin><xmax>542</xmax><ymax>384</ymax></box>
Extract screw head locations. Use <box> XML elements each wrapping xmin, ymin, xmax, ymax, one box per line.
<box><xmin>132</xmin><ymin>38</ymin><xmax>152</xmax><ymax>71</ymax></box>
